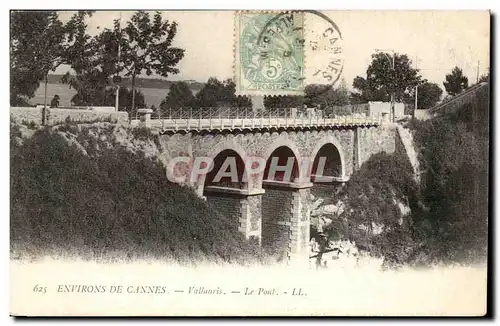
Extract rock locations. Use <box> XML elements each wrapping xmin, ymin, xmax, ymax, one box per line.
<box><xmin>398</xmin><ymin>201</ymin><xmax>411</xmax><ymax>216</ymax></box>
<box><xmin>321</xmin><ymin>204</ymin><xmax>337</xmax><ymax>214</ymax></box>
<box><xmin>313</xmin><ymin>200</ymin><xmax>345</xmax><ymax>216</ymax></box>
<box><xmin>321</xmin><ymin>216</ymin><xmax>332</xmax><ymax>226</ymax></box>
<box><xmin>371</xmin><ymin>222</ymin><xmax>384</xmax><ymax>235</ymax></box>
<box><xmin>310</xmin><ymin>198</ymin><xmax>324</xmax><ymax>214</ymax></box>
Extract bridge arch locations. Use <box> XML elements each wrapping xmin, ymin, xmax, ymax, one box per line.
<box><xmin>203</xmin><ymin>140</ymin><xmax>251</xmax><ymax>190</ymax></box>
<box><xmin>204</xmin><ymin>149</ymin><xmax>247</xmax><ymax>189</ymax></box>
<box><xmin>262</xmin><ymin>137</ymin><xmax>303</xmax><ymax>183</ymax></box>
<box><xmin>201</xmin><ymin>141</ymin><xmax>254</xmax><ymax>238</ymax></box>
<box><xmin>308</xmin><ymin>134</ymin><xmax>346</xmax><ymax>180</ymax></box>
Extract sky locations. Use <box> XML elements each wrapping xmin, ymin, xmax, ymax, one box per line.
<box><xmin>56</xmin><ymin>10</ymin><xmax>490</xmax><ymax>91</ymax></box>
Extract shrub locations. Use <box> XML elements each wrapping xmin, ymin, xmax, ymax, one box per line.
<box><xmin>322</xmin><ymin>151</ymin><xmax>420</xmax><ymax>268</ymax></box>
<box><xmin>10</xmin><ymin>129</ymin><xmax>264</xmax><ymax>264</ymax></box>
<box><xmin>411</xmin><ymin>115</ymin><xmax>488</xmax><ymax>264</ymax></box>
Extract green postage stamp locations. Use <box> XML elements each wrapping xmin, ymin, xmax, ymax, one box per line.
<box><xmin>234</xmin><ymin>11</ymin><xmax>305</xmax><ymax>95</ymax></box>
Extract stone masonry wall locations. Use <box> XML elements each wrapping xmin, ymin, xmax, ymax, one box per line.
<box><xmin>261</xmin><ymin>187</ymin><xmax>294</xmax><ymax>259</ymax></box>
<box><xmin>10</xmin><ymin>107</ymin><xmax>129</xmax><ymax>126</ymax></box>
<box><xmin>357</xmin><ymin>125</ymin><xmax>397</xmax><ymax>168</ymax></box>
<box><xmin>310</xmin><ymin>183</ymin><xmax>344</xmax><ymax>201</ymax></box>
<box><xmin>247</xmin><ymin>195</ymin><xmax>262</xmax><ymax>233</ymax></box>
<box><xmin>291</xmin><ymin>188</ymin><xmax>311</xmax><ymax>257</ymax></box>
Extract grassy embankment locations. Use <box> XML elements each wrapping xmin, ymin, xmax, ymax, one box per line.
<box><xmin>10</xmin><ymin>121</ymin><xmax>266</xmax><ymax>265</ymax></box>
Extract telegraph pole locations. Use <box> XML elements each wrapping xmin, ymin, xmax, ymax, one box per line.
<box><xmin>375</xmin><ymin>48</ymin><xmax>396</xmax><ymax>122</ymax></box>
<box><xmin>476</xmin><ymin>60</ymin><xmax>480</xmax><ymax>83</ymax></box>
<box><xmin>115</xmin><ymin>12</ymin><xmax>122</xmax><ymax>112</ymax></box>
<box><xmin>414</xmin><ymin>54</ymin><xmax>418</xmax><ymax>116</ymax></box>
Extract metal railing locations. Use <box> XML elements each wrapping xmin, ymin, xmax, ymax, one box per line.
<box><xmin>135</xmin><ymin>107</ymin><xmax>382</xmax><ymax>130</ymax></box>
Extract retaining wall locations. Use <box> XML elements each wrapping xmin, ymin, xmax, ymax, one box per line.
<box><xmin>10</xmin><ymin>107</ymin><xmax>129</xmax><ymax>126</ymax></box>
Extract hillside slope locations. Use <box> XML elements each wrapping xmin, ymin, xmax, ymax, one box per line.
<box><xmin>10</xmin><ymin>122</ymin><xmax>264</xmax><ymax>265</ymax></box>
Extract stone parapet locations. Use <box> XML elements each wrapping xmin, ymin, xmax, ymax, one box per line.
<box><xmin>10</xmin><ymin>107</ymin><xmax>129</xmax><ymax>126</ymax></box>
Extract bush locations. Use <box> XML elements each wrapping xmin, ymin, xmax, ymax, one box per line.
<box><xmin>10</xmin><ymin>129</ymin><xmax>264</xmax><ymax>264</ymax></box>
<box><xmin>411</xmin><ymin>115</ymin><xmax>488</xmax><ymax>264</ymax></box>
<box><xmin>322</xmin><ymin>151</ymin><xmax>420</xmax><ymax>268</ymax></box>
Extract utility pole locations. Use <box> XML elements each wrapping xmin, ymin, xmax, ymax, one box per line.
<box><xmin>375</xmin><ymin>48</ymin><xmax>396</xmax><ymax>122</ymax></box>
<box><xmin>115</xmin><ymin>12</ymin><xmax>122</xmax><ymax>112</ymax></box>
<box><xmin>414</xmin><ymin>54</ymin><xmax>418</xmax><ymax>117</ymax></box>
<box><xmin>390</xmin><ymin>54</ymin><xmax>395</xmax><ymax>122</ymax></box>
<box><xmin>476</xmin><ymin>60</ymin><xmax>480</xmax><ymax>83</ymax></box>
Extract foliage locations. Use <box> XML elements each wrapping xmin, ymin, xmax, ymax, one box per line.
<box><xmin>410</xmin><ymin>114</ymin><xmax>488</xmax><ymax>263</ymax></box>
<box><xmin>10</xmin><ymin>128</ymin><xmax>264</xmax><ymax>264</ymax></box>
<box><xmin>131</xmin><ymin>126</ymin><xmax>157</xmax><ymax>142</ymax></box>
<box><xmin>322</xmin><ymin>152</ymin><xmax>420</xmax><ymax>268</ymax></box>
<box><xmin>10</xmin><ymin>11</ymin><xmax>92</xmax><ymax>105</ymax></box>
<box><xmin>263</xmin><ymin>82</ymin><xmax>350</xmax><ymax>109</ymax></box>
<box><xmin>415</xmin><ymin>82</ymin><xmax>443</xmax><ymax>110</ymax></box>
<box><xmin>478</xmin><ymin>72</ymin><xmax>490</xmax><ymax>84</ymax></box>
<box><xmin>304</xmin><ymin>81</ymin><xmax>350</xmax><ymax>108</ymax></box>
<box><xmin>60</xmin><ymin>11</ymin><xmax>183</xmax><ymax>112</ymax></box>
<box><xmin>443</xmin><ymin>66</ymin><xmax>469</xmax><ymax>96</ymax></box>
<box><xmin>118</xmin><ymin>11</ymin><xmax>185</xmax><ymax>111</ymax></box>
<box><xmin>323</xmin><ymin>85</ymin><xmax>488</xmax><ymax>267</ymax></box>
<box><xmin>264</xmin><ymin>95</ymin><xmax>303</xmax><ymax>109</ymax></box>
<box><xmin>160</xmin><ymin>81</ymin><xmax>196</xmax><ymax>110</ymax></box>
<box><xmin>9</xmin><ymin>11</ymin><xmax>93</xmax><ymax>106</ymax></box>
<box><xmin>351</xmin><ymin>52</ymin><xmax>422</xmax><ymax>103</ymax></box>
<box><xmin>150</xmin><ymin>105</ymin><xmax>160</xmax><ymax>118</ymax></box>
<box><xmin>21</xmin><ymin>120</ymin><xmax>38</xmax><ymax>130</ymax></box>
<box><xmin>104</xmin><ymin>86</ymin><xmax>146</xmax><ymax>118</ymax></box>
<box><xmin>10</xmin><ymin>11</ymin><xmax>63</xmax><ymax>105</ymax></box>
<box><xmin>194</xmin><ymin>77</ymin><xmax>251</xmax><ymax>108</ymax></box>
<box><xmin>61</xmin><ymin>12</ymin><xmax>111</xmax><ymax>106</ymax></box>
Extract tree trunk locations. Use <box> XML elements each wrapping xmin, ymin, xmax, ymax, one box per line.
<box><xmin>131</xmin><ymin>73</ymin><xmax>136</xmax><ymax>117</ymax></box>
<box><xmin>42</xmin><ymin>74</ymin><xmax>48</xmax><ymax>126</ymax></box>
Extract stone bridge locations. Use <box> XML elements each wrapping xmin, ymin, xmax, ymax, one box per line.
<box><xmin>10</xmin><ymin>105</ymin><xmax>409</xmax><ymax>263</ymax></box>
<box><xmin>157</xmin><ymin>122</ymin><xmax>401</xmax><ymax>263</ymax></box>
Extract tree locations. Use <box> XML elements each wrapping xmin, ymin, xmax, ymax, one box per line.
<box><xmin>10</xmin><ymin>11</ymin><xmax>94</xmax><ymax>109</ymax></box>
<box><xmin>264</xmin><ymin>95</ymin><xmax>303</xmax><ymax>109</ymax></box>
<box><xmin>160</xmin><ymin>81</ymin><xmax>195</xmax><ymax>110</ymax></box>
<box><xmin>119</xmin><ymin>11</ymin><xmax>185</xmax><ymax>113</ymax></box>
<box><xmin>62</xmin><ymin>13</ymin><xmax>128</xmax><ymax>109</ymax></box>
<box><xmin>478</xmin><ymin>72</ymin><xmax>490</xmax><ymax>84</ymax></box>
<box><xmin>351</xmin><ymin>52</ymin><xmax>422</xmax><ymax>103</ymax></box>
<box><xmin>415</xmin><ymin>82</ymin><xmax>443</xmax><ymax>110</ymax></box>
<box><xmin>150</xmin><ymin>105</ymin><xmax>160</xmax><ymax>118</ymax></box>
<box><xmin>262</xmin><ymin>81</ymin><xmax>350</xmax><ymax>109</ymax></box>
<box><xmin>222</xmin><ymin>79</ymin><xmax>252</xmax><ymax>108</ymax></box>
<box><xmin>10</xmin><ymin>11</ymin><xmax>64</xmax><ymax>108</ymax></box>
<box><xmin>195</xmin><ymin>78</ymin><xmax>251</xmax><ymax>108</ymax></box>
<box><xmin>443</xmin><ymin>66</ymin><xmax>468</xmax><ymax>96</ymax></box>
<box><xmin>10</xmin><ymin>11</ymin><xmax>94</xmax><ymax>114</ymax></box>
<box><xmin>304</xmin><ymin>81</ymin><xmax>350</xmax><ymax>108</ymax></box>
<box><xmin>103</xmin><ymin>86</ymin><xmax>146</xmax><ymax>116</ymax></box>
<box><xmin>351</xmin><ymin>76</ymin><xmax>387</xmax><ymax>104</ymax></box>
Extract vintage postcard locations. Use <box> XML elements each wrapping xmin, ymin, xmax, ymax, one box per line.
<box><xmin>9</xmin><ymin>9</ymin><xmax>490</xmax><ymax>316</ymax></box>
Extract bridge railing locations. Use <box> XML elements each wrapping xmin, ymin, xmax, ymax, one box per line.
<box><xmin>147</xmin><ymin>107</ymin><xmax>382</xmax><ymax>130</ymax></box>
